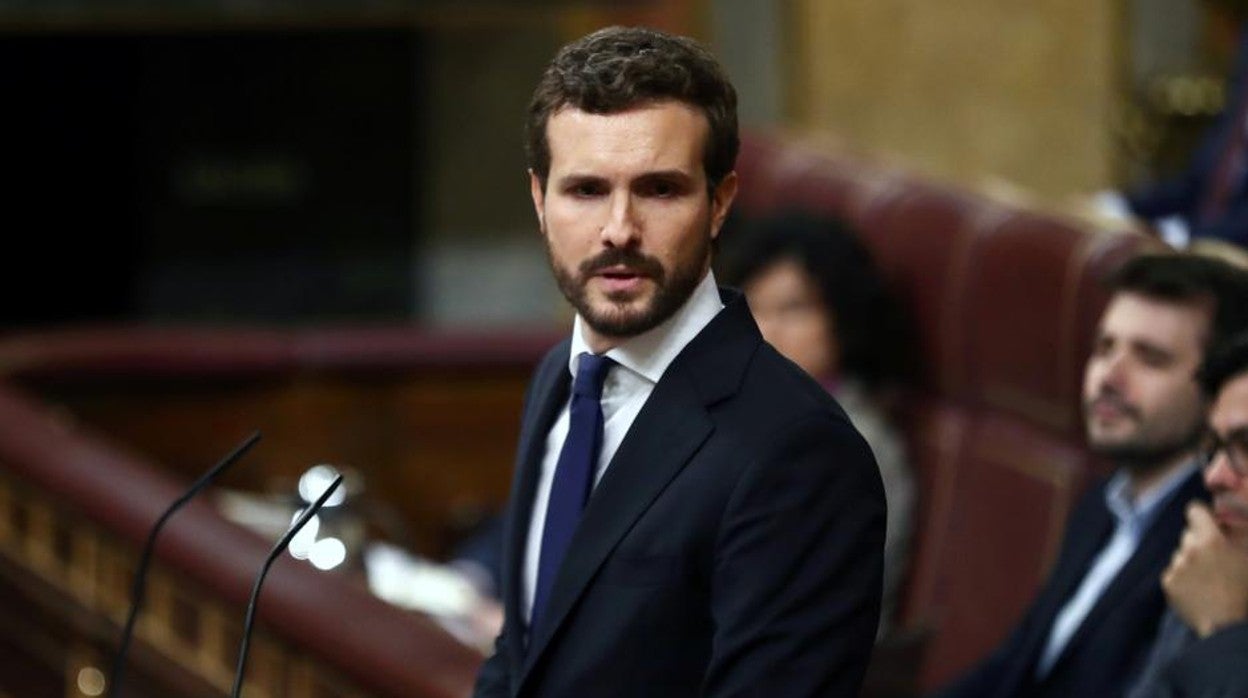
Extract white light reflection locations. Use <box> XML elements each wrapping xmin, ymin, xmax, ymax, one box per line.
<box><xmin>77</xmin><ymin>667</ymin><xmax>106</xmax><ymax>696</ymax></box>
<box><xmin>298</xmin><ymin>464</ymin><xmax>346</xmax><ymax>507</ymax></box>
<box><xmin>287</xmin><ymin>512</ymin><xmax>320</xmax><ymax>561</ymax></box>
<box><xmin>309</xmin><ymin>537</ymin><xmax>347</xmax><ymax>570</ymax></box>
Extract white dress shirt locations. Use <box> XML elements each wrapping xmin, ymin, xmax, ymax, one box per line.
<box><xmin>521</xmin><ymin>271</ymin><xmax>724</xmax><ymax>624</ymax></box>
<box><xmin>1035</xmin><ymin>460</ymin><xmax>1199</xmax><ymax>676</ymax></box>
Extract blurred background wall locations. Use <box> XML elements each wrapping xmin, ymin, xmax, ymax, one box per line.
<box><xmin>4</xmin><ymin>0</ymin><xmax>1238</xmax><ymax>331</ymax></box>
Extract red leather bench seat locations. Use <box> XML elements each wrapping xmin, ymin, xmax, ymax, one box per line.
<box><xmin>733</xmin><ymin>132</ymin><xmax>1161</xmax><ymax>689</ymax></box>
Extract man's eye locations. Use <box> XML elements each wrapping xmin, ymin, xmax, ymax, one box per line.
<box><xmin>1229</xmin><ymin>435</ymin><xmax>1248</xmax><ymax>460</ymax></box>
<box><xmin>641</xmin><ymin>180</ymin><xmax>681</xmax><ymax>198</ymax></box>
<box><xmin>569</xmin><ymin>182</ymin><xmax>604</xmax><ymax>197</ymax></box>
<box><xmin>1137</xmin><ymin>348</ymin><xmax>1172</xmax><ymax>368</ymax></box>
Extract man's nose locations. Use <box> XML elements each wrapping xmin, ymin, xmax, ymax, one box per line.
<box><xmin>1097</xmin><ymin>351</ymin><xmax>1130</xmax><ymax>392</ymax></box>
<box><xmin>1205</xmin><ymin>452</ymin><xmax>1241</xmax><ymax>491</ymax></box>
<box><xmin>600</xmin><ymin>193</ymin><xmax>640</xmax><ymax>247</ymax></box>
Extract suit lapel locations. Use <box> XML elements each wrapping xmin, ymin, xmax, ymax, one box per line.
<box><xmin>502</xmin><ymin>341</ymin><xmax>571</xmax><ymax>679</ymax></box>
<box><xmin>520</xmin><ymin>371</ymin><xmax>714</xmax><ymax>674</ymax></box>
<box><xmin>1004</xmin><ymin>487</ymin><xmax>1115</xmax><ymax>688</ymax></box>
<box><xmin>1045</xmin><ymin>492</ymin><xmax>1115</xmax><ymax>615</ymax></box>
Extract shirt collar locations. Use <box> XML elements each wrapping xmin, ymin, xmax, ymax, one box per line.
<box><xmin>1104</xmin><ymin>458</ymin><xmax>1200</xmax><ymax>530</ymax></box>
<box><xmin>568</xmin><ymin>270</ymin><xmax>724</xmax><ymax>384</ymax></box>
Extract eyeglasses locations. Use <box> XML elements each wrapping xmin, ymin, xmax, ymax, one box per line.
<box><xmin>1198</xmin><ymin>430</ymin><xmax>1248</xmax><ymax>478</ymax></box>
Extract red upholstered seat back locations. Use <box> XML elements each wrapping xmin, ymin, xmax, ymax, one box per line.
<box><xmin>732</xmin><ymin>132</ymin><xmax>1161</xmax><ymax>689</ymax></box>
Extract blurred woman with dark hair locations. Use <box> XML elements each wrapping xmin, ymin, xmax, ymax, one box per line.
<box><xmin>722</xmin><ymin>211</ymin><xmax>916</xmax><ymax>635</ymax></box>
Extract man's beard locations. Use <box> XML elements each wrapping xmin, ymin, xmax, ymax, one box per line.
<box><xmin>546</xmin><ymin>229</ymin><xmax>711</xmax><ymax>340</ymax></box>
<box><xmin>1091</xmin><ymin>434</ymin><xmax>1203</xmax><ymax>476</ymax></box>
<box><xmin>1084</xmin><ymin>392</ymin><xmax>1204</xmax><ymax>473</ymax></box>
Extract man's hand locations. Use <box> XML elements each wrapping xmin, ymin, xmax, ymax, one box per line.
<box><xmin>1161</xmin><ymin>502</ymin><xmax>1248</xmax><ymax>638</ymax></box>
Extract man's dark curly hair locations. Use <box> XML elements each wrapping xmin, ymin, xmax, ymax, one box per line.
<box><xmin>526</xmin><ymin>26</ymin><xmax>739</xmax><ymax>194</ymax></box>
<box><xmin>1198</xmin><ymin>332</ymin><xmax>1248</xmax><ymax>399</ymax></box>
<box><xmin>1108</xmin><ymin>253</ymin><xmax>1248</xmax><ymax>360</ymax></box>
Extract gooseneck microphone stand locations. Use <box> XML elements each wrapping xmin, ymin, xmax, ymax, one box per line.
<box><xmin>109</xmin><ymin>430</ymin><xmax>261</xmax><ymax>698</ymax></box>
<box><xmin>231</xmin><ymin>473</ymin><xmax>344</xmax><ymax>698</ymax></box>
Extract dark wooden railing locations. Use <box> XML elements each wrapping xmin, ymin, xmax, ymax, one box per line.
<box><xmin>0</xmin><ymin>326</ymin><xmax>561</xmax><ymax>697</ymax></box>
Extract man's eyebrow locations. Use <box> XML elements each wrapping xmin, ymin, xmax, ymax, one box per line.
<box><xmin>1129</xmin><ymin>339</ymin><xmax>1175</xmax><ymax>359</ymax></box>
<box><xmin>555</xmin><ymin>170</ymin><xmax>696</xmax><ymax>182</ymax></box>
<box><xmin>1224</xmin><ymin>425</ymin><xmax>1248</xmax><ymax>443</ymax></box>
<box><xmin>553</xmin><ymin>173</ymin><xmax>607</xmax><ymax>185</ymax></box>
<box><xmin>635</xmin><ymin>169</ymin><xmax>695</xmax><ymax>181</ymax></box>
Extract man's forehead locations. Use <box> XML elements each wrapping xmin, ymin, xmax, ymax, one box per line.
<box><xmin>545</xmin><ymin>102</ymin><xmax>709</xmax><ymax>170</ymax></box>
<box><xmin>548</xmin><ymin>100</ymin><xmax>707</xmax><ymax>127</ymax></box>
<box><xmin>1099</xmin><ymin>292</ymin><xmax>1212</xmax><ymax>340</ymax></box>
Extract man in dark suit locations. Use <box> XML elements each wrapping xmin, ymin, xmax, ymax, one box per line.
<box><xmin>472</xmin><ymin>26</ymin><xmax>886</xmax><ymax>698</ymax></box>
<box><xmin>933</xmin><ymin>254</ymin><xmax>1248</xmax><ymax>698</ymax></box>
<box><xmin>1129</xmin><ymin>332</ymin><xmax>1248</xmax><ymax>698</ymax></box>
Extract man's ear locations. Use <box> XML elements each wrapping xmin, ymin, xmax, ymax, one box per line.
<box><xmin>709</xmin><ymin>171</ymin><xmax>738</xmax><ymax>240</ymax></box>
<box><xmin>529</xmin><ymin>169</ymin><xmax>546</xmax><ymax>232</ymax></box>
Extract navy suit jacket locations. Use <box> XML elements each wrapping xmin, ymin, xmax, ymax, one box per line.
<box><xmin>473</xmin><ymin>289</ymin><xmax>886</xmax><ymax>698</ymax></box>
<box><xmin>933</xmin><ymin>469</ymin><xmax>1209</xmax><ymax>698</ymax></box>
<box><xmin>1127</xmin><ymin>30</ymin><xmax>1248</xmax><ymax>245</ymax></box>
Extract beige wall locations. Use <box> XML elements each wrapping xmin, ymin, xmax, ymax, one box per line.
<box><xmin>788</xmin><ymin>0</ymin><xmax>1123</xmax><ymax>198</ymax></box>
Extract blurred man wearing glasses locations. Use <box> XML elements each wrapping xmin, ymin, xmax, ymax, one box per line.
<box><xmin>1129</xmin><ymin>333</ymin><xmax>1248</xmax><ymax>697</ymax></box>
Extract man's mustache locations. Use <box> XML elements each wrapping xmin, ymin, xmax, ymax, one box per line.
<box><xmin>1086</xmin><ymin>390</ymin><xmax>1141</xmax><ymax>420</ymax></box>
<box><xmin>579</xmin><ymin>248</ymin><xmax>665</xmax><ymax>280</ymax></box>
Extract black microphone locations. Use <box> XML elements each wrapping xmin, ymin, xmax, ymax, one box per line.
<box><xmin>109</xmin><ymin>430</ymin><xmax>262</xmax><ymax>698</ymax></box>
<box><xmin>231</xmin><ymin>473</ymin><xmax>344</xmax><ymax>698</ymax></box>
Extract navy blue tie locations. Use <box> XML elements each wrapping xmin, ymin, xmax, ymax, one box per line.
<box><xmin>531</xmin><ymin>352</ymin><xmax>614</xmax><ymax>634</ymax></box>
